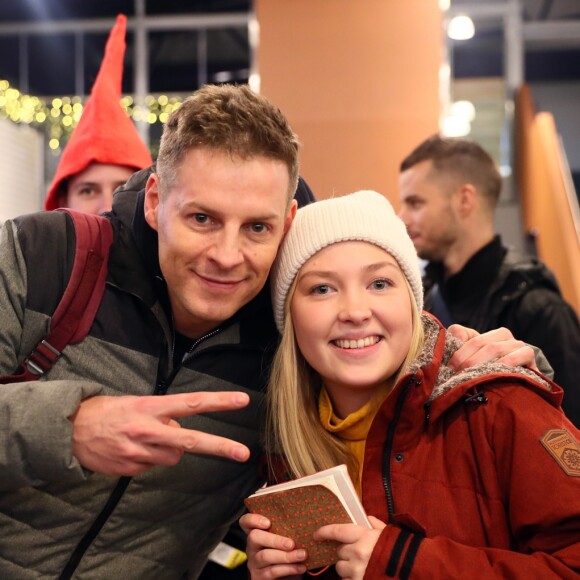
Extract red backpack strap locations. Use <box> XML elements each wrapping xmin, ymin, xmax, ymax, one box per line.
<box><xmin>1</xmin><ymin>209</ymin><xmax>114</xmax><ymax>383</ymax></box>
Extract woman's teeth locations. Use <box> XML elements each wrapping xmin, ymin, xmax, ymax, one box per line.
<box><xmin>334</xmin><ymin>336</ymin><xmax>380</xmax><ymax>349</ymax></box>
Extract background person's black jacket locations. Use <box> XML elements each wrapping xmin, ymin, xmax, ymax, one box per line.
<box><xmin>424</xmin><ymin>236</ymin><xmax>580</xmax><ymax>426</ymax></box>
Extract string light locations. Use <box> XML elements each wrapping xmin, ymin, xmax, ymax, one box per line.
<box><xmin>0</xmin><ymin>78</ymin><xmax>182</xmax><ymax>152</ymax></box>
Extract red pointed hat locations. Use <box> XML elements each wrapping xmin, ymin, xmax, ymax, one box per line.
<box><xmin>45</xmin><ymin>14</ymin><xmax>153</xmax><ymax>210</ymax></box>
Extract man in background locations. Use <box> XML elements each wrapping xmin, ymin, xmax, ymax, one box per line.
<box><xmin>398</xmin><ymin>134</ymin><xmax>580</xmax><ymax>426</ymax></box>
<box><xmin>44</xmin><ymin>14</ymin><xmax>152</xmax><ymax>214</ymax></box>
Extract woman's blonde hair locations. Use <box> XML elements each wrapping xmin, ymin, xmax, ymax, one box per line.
<box><xmin>267</xmin><ymin>266</ymin><xmax>425</xmax><ymax>482</ymax></box>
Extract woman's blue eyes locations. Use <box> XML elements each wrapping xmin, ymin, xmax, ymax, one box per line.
<box><xmin>310</xmin><ymin>279</ymin><xmax>391</xmax><ymax>295</ymax></box>
<box><xmin>312</xmin><ymin>285</ymin><xmax>331</xmax><ymax>295</ymax></box>
<box><xmin>372</xmin><ymin>279</ymin><xmax>390</xmax><ymax>290</ymax></box>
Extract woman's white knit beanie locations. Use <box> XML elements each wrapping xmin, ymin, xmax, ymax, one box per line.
<box><xmin>271</xmin><ymin>190</ymin><xmax>424</xmax><ymax>333</ymax></box>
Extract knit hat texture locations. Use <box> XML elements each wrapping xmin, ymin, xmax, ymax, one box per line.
<box><xmin>44</xmin><ymin>14</ymin><xmax>153</xmax><ymax>210</ymax></box>
<box><xmin>271</xmin><ymin>190</ymin><xmax>424</xmax><ymax>333</ymax></box>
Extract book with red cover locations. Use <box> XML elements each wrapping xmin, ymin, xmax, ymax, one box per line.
<box><xmin>244</xmin><ymin>464</ymin><xmax>370</xmax><ymax>570</ymax></box>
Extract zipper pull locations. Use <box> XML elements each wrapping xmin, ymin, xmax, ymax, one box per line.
<box><xmin>464</xmin><ymin>388</ymin><xmax>488</xmax><ymax>405</ymax></box>
<box><xmin>154</xmin><ymin>381</ymin><xmax>167</xmax><ymax>396</ymax></box>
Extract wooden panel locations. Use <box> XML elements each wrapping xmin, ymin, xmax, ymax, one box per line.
<box><xmin>516</xmin><ymin>85</ymin><xmax>580</xmax><ymax>314</ymax></box>
<box><xmin>255</xmin><ymin>0</ymin><xmax>441</xmax><ymax>205</ymax></box>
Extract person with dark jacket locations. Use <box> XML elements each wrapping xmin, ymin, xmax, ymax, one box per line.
<box><xmin>241</xmin><ymin>190</ymin><xmax>580</xmax><ymax>579</ymax></box>
<box><xmin>0</xmin><ymin>83</ymin><xmax>301</xmax><ymax>578</ymax></box>
<box><xmin>0</xmin><ymin>85</ymin><xmax>545</xmax><ymax>578</ymax></box>
<box><xmin>398</xmin><ymin>134</ymin><xmax>580</xmax><ymax>426</ymax></box>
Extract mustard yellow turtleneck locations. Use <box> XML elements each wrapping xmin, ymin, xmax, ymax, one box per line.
<box><xmin>318</xmin><ymin>387</ymin><xmax>385</xmax><ymax>496</ymax></box>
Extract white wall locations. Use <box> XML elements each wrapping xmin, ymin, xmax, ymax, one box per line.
<box><xmin>0</xmin><ymin>117</ymin><xmax>44</xmax><ymax>224</ymax></box>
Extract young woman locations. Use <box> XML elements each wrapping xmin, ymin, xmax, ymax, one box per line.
<box><xmin>241</xmin><ymin>190</ymin><xmax>580</xmax><ymax>579</ymax></box>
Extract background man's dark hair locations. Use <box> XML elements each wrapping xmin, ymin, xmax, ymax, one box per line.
<box><xmin>400</xmin><ymin>134</ymin><xmax>502</xmax><ymax>209</ymax></box>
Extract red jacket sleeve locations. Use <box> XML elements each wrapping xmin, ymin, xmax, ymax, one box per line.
<box><xmin>364</xmin><ymin>386</ymin><xmax>580</xmax><ymax>579</ymax></box>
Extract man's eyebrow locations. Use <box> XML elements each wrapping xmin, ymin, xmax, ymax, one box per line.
<box><xmin>402</xmin><ymin>193</ymin><xmax>423</xmax><ymax>202</ymax></box>
<box><xmin>71</xmin><ymin>181</ymin><xmax>98</xmax><ymax>188</ymax></box>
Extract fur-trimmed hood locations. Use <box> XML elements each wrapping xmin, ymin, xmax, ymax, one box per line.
<box><xmin>405</xmin><ymin>314</ymin><xmax>562</xmax><ymax>424</ymax></box>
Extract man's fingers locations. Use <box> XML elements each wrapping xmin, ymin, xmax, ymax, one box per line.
<box><xmin>451</xmin><ymin>340</ymin><xmax>534</xmax><ymax>371</ymax></box>
<box><xmin>176</xmin><ymin>429</ymin><xmax>250</xmax><ymax>461</ymax></box>
<box><xmin>447</xmin><ymin>323</ymin><xmax>479</xmax><ymax>342</ymax></box>
<box><xmin>496</xmin><ymin>346</ymin><xmax>539</xmax><ymax>371</ymax></box>
<box><xmin>146</xmin><ymin>393</ymin><xmax>252</xmax><ymax>460</ymax></box>
<box><xmin>134</xmin><ymin>391</ymin><xmax>250</xmax><ymax>420</ymax></box>
<box><xmin>72</xmin><ymin>393</ymin><xmax>252</xmax><ymax>474</ymax></box>
<box><xmin>131</xmin><ymin>442</ymin><xmax>184</xmax><ymax>466</ymax></box>
<box><xmin>125</xmin><ymin>418</ymin><xmax>250</xmax><ymax>461</ymax></box>
<box><xmin>449</xmin><ymin>327</ymin><xmax>519</xmax><ymax>370</ymax></box>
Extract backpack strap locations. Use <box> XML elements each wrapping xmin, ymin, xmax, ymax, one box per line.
<box><xmin>1</xmin><ymin>209</ymin><xmax>114</xmax><ymax>383</ymax></box>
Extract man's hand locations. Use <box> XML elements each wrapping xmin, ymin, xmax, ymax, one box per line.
<box><xmin>71</xmin><ymin>392</ymin><xmax>251</xmax><ymax>476</ymax></box>
<box><xmin>240</xmin><ymin>513</ymin><xmax>307</xmax><ymax>579</ymax></box>
<box><xmin>313</xmin><ymin>516</ymin><xmax>386</xmax><ymax>580</ymax></box>
<box><xmin>448</xmin><ymin>325</ymin><xmax>539</xmax><ymax>372</ymax></box>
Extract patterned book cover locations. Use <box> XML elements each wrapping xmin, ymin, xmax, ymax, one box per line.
<box><xmin>244</xmin><ymin>483</ymin><xmax>356</xmax><ymax>570</ymax></box>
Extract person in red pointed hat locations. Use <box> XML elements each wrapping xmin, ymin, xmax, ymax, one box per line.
<box><xmin>44</xmin><ymin>14</ymin><xmax>152</xmax><ymax>214</ymax></box>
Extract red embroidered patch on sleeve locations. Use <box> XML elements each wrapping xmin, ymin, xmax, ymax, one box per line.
<box><xmin>540</xmin><ymin>429</ymin><xmax>580</xmax><ymax>477</ymax></box>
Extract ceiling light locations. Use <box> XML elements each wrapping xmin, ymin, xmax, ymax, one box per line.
<box><xmin>441</xmin><ymin>113</ymin><xmax>471</xmax><ymax>137</ymax></box>
<box><xmin>450</xmin><ymin>100</ymin><xmax>476</xmax><ymax>121</ymax></box>
<box><xmin>447</xmin><ymin>15</ymin><xmax>475</xmax><ymax>40</ymax></box>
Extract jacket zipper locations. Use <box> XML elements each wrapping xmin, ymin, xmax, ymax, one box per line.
<box><xmin>180</xmin><ymin>327</ymin><xmax>221</xmax><ymax>365</ymax></box>
<box><xmin>59</xmin><ymin>327</ymin><xmax>222</xmax><ymax>578</ymax></box>
<box><xmin>381</xmin><ymin>376</ymin><xmax>415</xmax><ymax>520</ymax></box>
<box><xmin>59</xmin><ymin>477</ymin><xmax>131</xmax><ymax>580</ymax></box>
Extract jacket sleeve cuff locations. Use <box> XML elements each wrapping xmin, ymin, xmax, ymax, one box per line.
<box><xmin>364</xmin><ymin>525</ymin><xmax>424</xmax><ymax>579</ymax></box>
<box><xmin>531</xmin><ymin>344</ymin><xmax>554</xmax><ymax>379</ymax></box>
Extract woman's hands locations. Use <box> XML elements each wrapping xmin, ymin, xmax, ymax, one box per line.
<box><xmin>314</xmin><ymin>516</ymin><xmax>386</xmax><ymax>579</ymax></box>
<box><xmin>240</xmin><ymin>512</ymin><xmax>386</xmax><ymax>580</ymax></box>
<box><xmin>240</xmin><ymin>512</ymin><xmax>307</xmax><ymax>579</ymax></box>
